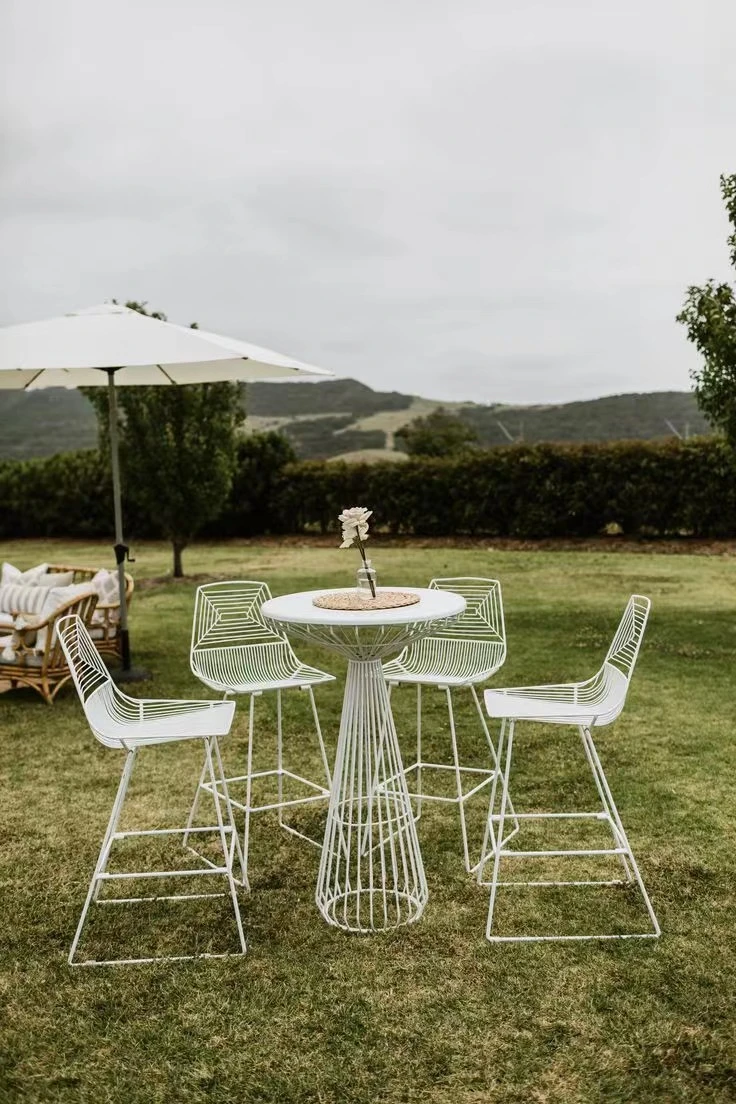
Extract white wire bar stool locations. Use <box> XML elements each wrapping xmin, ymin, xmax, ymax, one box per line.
<box><xmin>479</xmin><ymin>594</ymin><xmax>660</xmax><ymax>944</ymax></box>
<box><xmin>186</xmin><ymin>581</ymin><xmax>335</xmax><ymax>890</ymax></box>
<box><xmin>57</xmin><ymin>615</ymin><xmax>246</xmax><ymax>966</ymax></box>
<box><xmin>382</xmin><ymin>577</ymin><xmax>518</xmax><ymax>872</ymax></box>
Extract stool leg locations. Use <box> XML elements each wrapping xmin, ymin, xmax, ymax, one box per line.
<box><xmin>581</xmin><ymin>726</ymin><xmax>660</xmax><ymax>937</ymax></box>
<box><xmin>578</xmin><ymin>725</ymin><xmax>632</xmax><ymax>883</ymax></box>
<box><xmin>415</xmin><ymin>685</ymin><xmax>423</xmax><ymax>820</ymax></box>
<box><xmin>471</xmin><ymin>687</ymin><xmax>520</xmax><ymax>846</ymax></box>
<box><xmin>204</xmin><ymin>736</ymin><xmax>246</xmax><ymax>955</ymax></box>
<box><xmin>182</xmin><ymin>754</ymin><xmax>208</xmax><ymax>853</ymax></box>
<box><xmin>211</xmin><ymin>734</ymin><xmax>245</xmax><ymax>881</ymax></box>
<box><xmin>477</xmin><ymin>718</ymin><xmax>507</xmax><ymax>883</ymax></box>
<box><xmin>241</xmin><ymin>694</ymin><xmax>256</xmax><ymax>890</ymax></box>
<box><xmin>69</xmin><ymin>749</ymin><xmax>136</xmax><ymax>965</ymax></box>
<box><xmin>446</xmin><ymin>688</ymin><xmax>472</xmax><ymax>872</ymax></box>
<box><xmin>485</xmin><ymin>720</ymin><xmax>515</xmax><ymax>941</ymax></box>
<box><xmin>308</xmin><ymin>686</ymin><xmax>332</xmax><ymax>788</ymax></box>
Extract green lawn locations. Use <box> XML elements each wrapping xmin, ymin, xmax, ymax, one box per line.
<box><xmin>1</xmin><ymin>539</ymin><xmax>735</xmax><ymax>1103</ymax></box>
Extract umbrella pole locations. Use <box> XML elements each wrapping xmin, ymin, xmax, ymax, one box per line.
<box><xmin>107</xmin><ymin>370</ymin><xmax>148</xmax><ymax>681</ymax></box>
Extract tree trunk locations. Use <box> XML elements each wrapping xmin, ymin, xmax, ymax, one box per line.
<box><xmin>172</xmin><ymin>540</ymin><xmax>187</xmax><ymax>578</ymax></box>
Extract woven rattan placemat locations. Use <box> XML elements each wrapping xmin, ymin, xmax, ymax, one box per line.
<box><xmin>312</xmin><ymin>590</ymin><xmax>420</xmax><ymax>611</ymax></box>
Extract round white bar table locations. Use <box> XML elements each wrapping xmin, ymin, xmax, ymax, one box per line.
<box><xmin>261</xmin><ymin>587</ymin><xmax>465</xmax><ymax>933</ymax></box>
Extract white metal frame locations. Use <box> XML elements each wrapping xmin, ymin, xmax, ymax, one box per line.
<box><xmin>262</xmin><ymin>586</ymin><xmax>466</xmax><ymax>933</ymax></box>
<box><xmin>186</xmin><ymin>581</ymin><xmax>335</xmax><ymax>890</ymax></box>
<box><xmin>479</xmin><ymin>595</ymin><xmax>661</xmax><ymax>943</ymax></box>
<box><xmin>57</xmin><ymin>614</ymin><xmax>246</xmax><ymax>966</ymax></box>
<box><xmin>382</xmin><ymin>578</ymin><xmax>518</xmax><ymax>871</ymax></box>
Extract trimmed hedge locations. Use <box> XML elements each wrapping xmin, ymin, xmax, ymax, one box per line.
<box><xmin>1</xmin><ymin>437</ymin><xmax>735</xmax><ymax>541</ymax></box>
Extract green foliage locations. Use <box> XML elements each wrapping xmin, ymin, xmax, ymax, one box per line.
<box><xmin>2</xmin><ymin>438</ymin><xmax>736</xmax><ymax>541</ymax></box>
<box><xmin>0</xmin><ymin>382</ymin><xmax>711</xmax><ymax>462</ymax></box>
<box><xmin>206</xmin><ymin>431</ymin><xmax>297</xmax><ymax>537</ymax></box>
<box><xmin>678</xmin><ymin>174</ymin><xmax>736</xmax><ymax>444</ymax></box>
<box><xmin>274</xmin><ymin>438</ymin><xmax>736</xmax><ymax>539</ymax></box>
<box><xmin>248</xmin><ymin>378</ymin><xmax>412</xmax><ymax>417</ymax></box>
<box><xmin>83</xmin><ymin>301</ymin><xmax>244</xmax><ymax>576</ymax></box>
<box><xmin>279</xmin><ymin>415</ymin><xmax>387</xmax><ymax>458</ymax></box>
<box><xmin>460</xmin><ymin>391</ymin><xmax>710</xmax><ymax>445</ymax></box>
<box><xmin>395</xmin><ymin>407</ymin><xmax>479</xmax><ymax>457</ymax></box>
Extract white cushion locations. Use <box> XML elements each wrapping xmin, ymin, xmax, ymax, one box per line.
<box><xmin>91</xmin><ymin>569</ymin><xmax>120</xmax><ymax>606</ymax></box>
<box><xmin>1</xmin><ymin>562</ymin><xmax>49</xmax><ymax>586</ymax></box>
<box><xmin>0</xmin><ymin>612</ymin><xmax>13</xmax><ymax>630</ymax></box>
<box><xmin>35</xmin><ymin>584</ymin><xmax>97</xmax><ymax>652</ymax></box>
<box><xmin>35</xmin><ymin>570</ymin><xmax>74</xmax><ymax>588</ymax></box>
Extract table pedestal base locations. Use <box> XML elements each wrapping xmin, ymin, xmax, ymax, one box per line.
<box><xmin>316</xmin><ymin>658</ymin><xmax>429</xmax><ymax>932</ymax></box>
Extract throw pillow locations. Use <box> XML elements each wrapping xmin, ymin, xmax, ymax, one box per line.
<box><xmin>0</xmin><ymin>584</ymin><xmax>50</xmax><ymax>616</ymax></box>
<box><xmin>35</xmin><ymin>584</ymin><xmax>97</xmax><ymax>652</ymax></box>
<box><xmin>91</xmin><ymin>569</ymin><xmax>121</xmax><ymax>606</ymax></box>
<box><xmin>35</xmin><ymin>570</ymin><xmax>74</xmax><ymax>588</ymax></box>
<box><xmin>1</xmin><ymin>562</ymin><xmax>49</xmax><ymax>586</ymax></box>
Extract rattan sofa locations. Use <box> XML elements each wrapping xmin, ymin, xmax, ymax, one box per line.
<box><xmin>47</xmin><ymin>564</ymin><xmax>134</xmax><ymax>661</ymax></box>
<box><xmin>0</xmin><ymin>589</ymin><xmax>98</xmax><ymax>704</ymax></box>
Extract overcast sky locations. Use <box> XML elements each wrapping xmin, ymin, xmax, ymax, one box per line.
<box><xmin>1</xmin><ymin>0</ymin><xmax>734</xmax><ymax>404</ymax></box>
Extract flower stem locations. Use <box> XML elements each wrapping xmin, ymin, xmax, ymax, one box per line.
<box><xmin>355</xmin><ymin>536</ymin><xmax>377</xmax><ymax>597</ymax></box>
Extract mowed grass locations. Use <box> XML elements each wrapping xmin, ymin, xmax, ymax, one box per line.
<box><xmin>1</xmin><ymin>538</ymin><xmax>735</xmax><ymax>1103</ymax></box>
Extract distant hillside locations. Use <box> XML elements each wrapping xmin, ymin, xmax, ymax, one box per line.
<box><xmin>0</xmin><ymin>378</ymin><xmax>709</xmax><ymax>461</ymax></box>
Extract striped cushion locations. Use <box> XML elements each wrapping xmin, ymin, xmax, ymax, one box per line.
<box><xmin>0</xmin><ymin>584</ymin><xmax>50</xmax><ymax>616</ymax></box>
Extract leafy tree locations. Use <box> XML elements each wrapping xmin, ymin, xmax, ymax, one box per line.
<box><xmin>395</xmin><ymin>406</ymin><xmax>479</xmax><ymax>458</ymax></box>
<box><xmin>678</xmin><ymin>174</ymin><xmax>736</xmax><ymax>444</ymax></box>
<box><xmin>85</xmin><ymin>301</ymin><xmax>244</xmax><ymax>576</ymax></box>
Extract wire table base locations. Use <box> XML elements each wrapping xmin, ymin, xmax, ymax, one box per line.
<box><xmin>261</xmin><ymin>587</ymin><xmax>466</xmax><ymax>934</ymax></box>
<box><xmin>317</xmin><ymin>657</ymin><xmax>427</xmax><ymax>932</ymax></box>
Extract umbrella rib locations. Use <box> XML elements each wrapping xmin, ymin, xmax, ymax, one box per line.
<box><xmin>23</xmin><ymin>369</ymin><xmax>45</xmax><ymax>390</ymax></box>
<box><xmin>157</xmin><ymin>364</ymin><xmax>177</xmax><ymax>384</ymax></box>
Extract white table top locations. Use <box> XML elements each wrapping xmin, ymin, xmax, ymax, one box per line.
<box><xmin>261</xmin><ymin>587</ymin><xmax>465</xmax><ymax>627</ymax></box>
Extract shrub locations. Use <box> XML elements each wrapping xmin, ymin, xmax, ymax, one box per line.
<box><xmin>2</xmin><ymin>437</ymin><xmax>735</xmax><ymax>542</ymax></box>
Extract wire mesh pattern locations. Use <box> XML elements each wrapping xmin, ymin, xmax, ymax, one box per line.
<box><xmin>56</xmin><ymin>615</ymin><xmax>245</xmax><ymax>965</ymax></box>
<box><xmin>187</xmin><ymin>581</ymin><xmax>335</xmax><ymax>891</ymax></box>
<box><xmin>263</xmin><ymin>588</ymin><xmax>465</xmax><ymax>933</ymax></box>
<box><xmin>316</xmin><ymin>658</ymin><xmax>428</xmax><ymax>932</ymax></box>
<box><xmin>483</xmin><ymin>595</ymin><xmax>651</xmax><ymax>726</ymax></box>
<box><xmin>191</xmin><ymin>581</ymin><xmax>331</xmax><ymax>693</ymax></box>
<box><xmin>479</xmin><ymin>595</ymin><xmax>660</xmax><ymax>943</ymax></box>
<box><xmin>382</xmin><ymin>578</ymin><xmax>513</xmax><ymax>872</ymax></box>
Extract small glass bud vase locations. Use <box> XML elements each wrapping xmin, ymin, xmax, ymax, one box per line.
<box><xmin>356</xmin><ymin>559</ymin><xmax>377</xmax><ymax>596</ymax></box>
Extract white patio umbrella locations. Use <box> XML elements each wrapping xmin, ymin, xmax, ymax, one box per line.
<box><xmin>0</xmin><ymin>303</ymin><xmax>332</xmax><ymax>678</ymax></box>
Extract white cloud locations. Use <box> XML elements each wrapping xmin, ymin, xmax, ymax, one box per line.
<box><xmin>1</xmin><ymin>0</ymin><xmax>734</xmax><ymax>402</ymax></box>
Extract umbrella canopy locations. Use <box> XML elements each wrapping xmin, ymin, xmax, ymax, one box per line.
<box><xmin>0</xmin><ymin>303</ymin><xmax>333</xmax><ymax>678</ymax></box>
<box><xmin>0</xmin><ymin>302</ymin><xmax>332</xmax><ymax>388</ymax></box>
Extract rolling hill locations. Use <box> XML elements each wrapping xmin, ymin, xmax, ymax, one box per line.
<box><xmin>0</xmin><ymin>379</ymin><xmax>709</xmax><ymax>462</ymax></box>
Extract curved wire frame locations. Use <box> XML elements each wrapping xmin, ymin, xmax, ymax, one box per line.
<box><xmin>382</xmin><ymin>577</ymin><xmax>506</xmax><ymax>686</ymax></box>
<box><xmin>191</xmin><ymin>580</ymin><xmax>333</xmax><ymax>692</ymax></box>
<box><xmin>479</xmin><ymin>595</ymin><xmax>659</xmax><ymax>943</ymax></box>
<box><xmin>56</xmin><ymin>615</ymin><xmax>245</xmax><ymax>965</ymax></box>
<box><xmin>380</xmin><ymin>579</ymin><xmax>513</xmax><ymax>874</ymax></box>
<box><xmin>187</xmin><ymin>581</ymin><xmax>335</xmax><ymax>891</ymax></box>
<box><xmin>58</xmin><ymin>614</ymin><xmax>231</xmax><ymax>748</ymax></box>
<box><xmin>485</xmin><ymin>595</ymin><xmax>651</xmax><ymax>726</ymax></box>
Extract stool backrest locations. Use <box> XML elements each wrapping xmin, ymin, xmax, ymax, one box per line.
<box><xmin>586</xmin><ymin>595</ymin><xmax>651</xmax><ymax>725</ymax></box>
<box><xmin>398</xmin><ymin>577</ymin><xmax>506</xmax><ymax>682</ymax></box>
<box><xmin>604</xmin><ymin>594</ymin><xmax>651</xmax><ymax>683</ymax></box>
<box><xmin>57</xmin><ymin>614</ymin><xmax>136</xmax><ymax>747</ymax></box>
<box><xmin>191</xmin><ymin>580</ymin><xmax>299</xmax><ymax>690</ymax></box>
